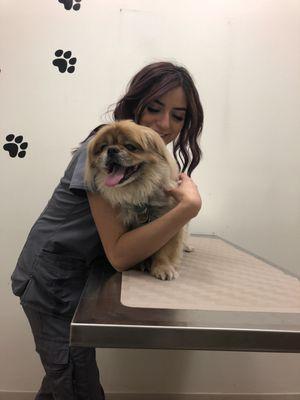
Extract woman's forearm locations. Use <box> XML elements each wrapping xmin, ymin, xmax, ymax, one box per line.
<box><xmin>114</xmin><ymin>202</ymin><xmax>197</xmax><ymax>271</ymax></box>
<box><xmin>88</xmin><ymin>173</ymin><xmax>201</xmax><ymax>272</ymax></box>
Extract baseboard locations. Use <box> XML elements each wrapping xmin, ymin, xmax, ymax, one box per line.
<box><xmin>1</xmin><ymin>391</ymin><xmax>299</xmax><ymax>400</ymax></box>
<box><xmin>107</xmin><ymin>395</ymin><xmax>300</xmax><ymax>400</ymax></box>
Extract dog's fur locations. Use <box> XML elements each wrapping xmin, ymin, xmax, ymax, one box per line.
<box><xmin>85</xmin><ymin>120</ymin><xmax>188</xmax><ymax>280</ymax></box>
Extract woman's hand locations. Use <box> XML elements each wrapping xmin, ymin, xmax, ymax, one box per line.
<box><xmin>88</xmin><ymin>173</ymin><xmax>202</xmax><ymax>271</ymax></box>
<box><xmin>165</xmin><ymin>173</ymin><xmax>202</xmax><ymax>217</ymax></box>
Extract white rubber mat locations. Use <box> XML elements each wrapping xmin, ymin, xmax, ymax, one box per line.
<box><xmin>121</xmin><ymin>236</ymin><xmax>300</xmax><ymax>313</ymax></box>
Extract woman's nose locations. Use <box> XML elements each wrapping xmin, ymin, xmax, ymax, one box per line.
<box><xmin>157</xmin><ymin>112</ymin><xmax>170</xmax><ymax>130</ymax></box>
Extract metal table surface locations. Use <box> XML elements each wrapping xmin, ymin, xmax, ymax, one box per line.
<box><xmin>70</xmin><ymin>235</ymin><xmax>300</xmax><ymax>353</ymax></box>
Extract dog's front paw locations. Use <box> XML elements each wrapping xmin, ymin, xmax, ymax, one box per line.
<box><xmin>150</xmin><ymin>264</ymin><xmax>179</xmax><ymax>281</ymax></box>
<box><xmin>183</xmin><ymin>243</ymin><xmax>194</xmax><ymax>252</ymax></box>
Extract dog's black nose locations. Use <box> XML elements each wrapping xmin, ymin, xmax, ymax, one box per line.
<box><xmin>107</xmin><ymin>147</ymin><xmax>119</xmax><ymax>156</ymax></box>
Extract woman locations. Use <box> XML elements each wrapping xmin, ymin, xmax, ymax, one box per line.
<box><xmin>11</xmin><ymin>61</ymin><xmax>204</xmax><ymax>399</ymax></box>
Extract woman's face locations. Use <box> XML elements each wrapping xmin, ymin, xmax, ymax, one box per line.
<box><xmin>138</xmin><ymin>86</ymin><xmax>187</xmax><ymax>144</ymax></box>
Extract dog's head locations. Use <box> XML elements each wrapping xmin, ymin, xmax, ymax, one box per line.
<box><xmin>85</xmin><ymin>120</ymin><xmax>178</xmax><ymax>192</ymax></box>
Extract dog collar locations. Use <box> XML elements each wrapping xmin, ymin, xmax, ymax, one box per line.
<box><xmin>133</xmin><ymin>204</ymin><xmax>152</xmax><ymax>223</ymax></box>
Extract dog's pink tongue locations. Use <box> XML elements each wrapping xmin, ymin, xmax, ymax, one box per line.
<box><xmin>105</xmin><ymin>166</ymin><xmax>126</xmax><ymax>187</ymax></box>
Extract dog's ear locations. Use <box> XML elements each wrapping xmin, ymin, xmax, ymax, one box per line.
<box><xmin>84</xmin><ymin>134</ymin><xmax>102</xmax><ymax>192</ymax></box>
<box><xmin>88</xmin><ymin>130</ymin><xmax>105</xmax><ymax>164</ymax></box>
<box><xmin>138</xmin><ymin>127</ymin><xmax>162</xmax><ymax>154</ymax></box>
<box><xmin>84</xmin><ymin>157</ymin><xmax>96</xmax><ymax>192</ymax></box>
<box><xmin>142</xmin><ymin>127</ymin><xmax>179</xmax><ymax>177</ymax></box>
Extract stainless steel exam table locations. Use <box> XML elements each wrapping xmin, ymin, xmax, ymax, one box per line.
<box><xmin>70</xmin><ymin>235</ymin><xmax>300</xmax><ymax>353</ymax></box>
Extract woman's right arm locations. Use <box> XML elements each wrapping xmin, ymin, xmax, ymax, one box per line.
<box><xmin>87</xmin><ymin>173</ymin><xmax>201</xmax><ymax>272</ymax></box>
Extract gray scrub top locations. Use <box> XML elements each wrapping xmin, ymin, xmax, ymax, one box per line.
<box><xmin>11</xmin><ymin>138</ymin><xmax>112</xmax><ymax>319</ymax></box>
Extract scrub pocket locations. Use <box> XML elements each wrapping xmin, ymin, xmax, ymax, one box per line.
<box><xmin>22</xmin><ymin>305</ymin><xmax>106</xmax><ymax>400</ymax></box>
<box><xmin>21</xmin><ymin>250</ymin><xmax>90</xmax><ymax>318</ymax></box>
<box><xmin>22</xmin><ymin>304</ymin><xmax>70</xmax><ymax>364</ymax></box>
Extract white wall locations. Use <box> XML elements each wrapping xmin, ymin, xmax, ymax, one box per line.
<box><xmin>1</xmin><ymin>0</ymin><xmax>299</xmax><ymax>395</ymax></box>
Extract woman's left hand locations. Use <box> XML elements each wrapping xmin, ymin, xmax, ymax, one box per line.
<box><xmin>165</xmin><ymin>173</ymin><xmax>202</xmax><ymax>216</ymax></box>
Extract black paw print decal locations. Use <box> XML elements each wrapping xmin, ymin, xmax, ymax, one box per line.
<box><xmin>58</xmin><ymin>0</ymin><xmax>81</xmax><ymax>11</ymax></box>
<box><xmin>53</xmin><ymin>50</ymin><xmax>77</xmax><ymax>73</ymax></box>
<box><xmin>3</xmin><ymin>134</ymin><xmax>28</xmax><ymax>158</ymax></box>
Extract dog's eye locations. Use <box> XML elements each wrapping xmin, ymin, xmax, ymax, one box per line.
<box><xmin>94</xmin><ymin>144</ymin><xmax>107</xmax><ymax>156</ymax></box>
<box><xmin>125</xmin><ymin>144</ymin><xmax>138</xmax><ymax>151</ymax></box>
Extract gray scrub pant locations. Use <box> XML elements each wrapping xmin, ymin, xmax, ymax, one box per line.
<box><xmin>22</xmin><ymin>305</ymin><xmax>105</xmax><ymax>400</ymax></box>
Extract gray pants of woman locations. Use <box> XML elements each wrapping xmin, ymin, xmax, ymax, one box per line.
<box><xmin>22</xmin><ymin>305</ymin><xmax>105</xmax><ymax>400</ymax></box>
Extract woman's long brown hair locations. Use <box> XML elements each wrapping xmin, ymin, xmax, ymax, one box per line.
<box><xmin>82</xmin><ymin>61</ymin><xmax>204</xmax><ymax>175</ymax></box>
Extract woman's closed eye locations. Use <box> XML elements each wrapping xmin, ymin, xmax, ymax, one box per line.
<box><xmin>146</xmin><ymin>106</ymin><xmax>160</xmax><ymax>113</ymax></box>
<box><xmin>173</xmin><ymin>114</ymin><xmax>184</xmax><ymax>122</ymax></box>
<box><xmin>146</xmin><ymin>106</ymin><xmax>185</xmax><ymax>122</ymax></box>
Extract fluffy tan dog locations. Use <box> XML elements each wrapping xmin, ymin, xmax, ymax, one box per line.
<box><xmin>85</xmin><ymin>120</ymin><xmax>188</xmax><ymax>280</ymax></box>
